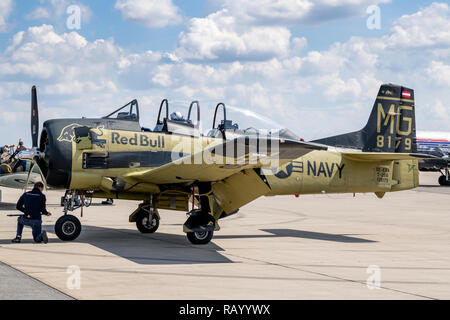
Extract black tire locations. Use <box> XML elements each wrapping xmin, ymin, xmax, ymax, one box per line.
<box><xmin>438</xmin><ymin>175</ymin><xmax>448</xmax><ymax>186</ymax></box>
<box><xmin>187</xmin><ymin>231</ymin><xmax>214</xmax><ymax>245</ymax></box>
<box><xmin>136</xmin><ymin>210</ymin><xmax>159</xmax><ymax>234</ymax></box>
<box><xmin>55</xmin><ymin>215</ymin><xmax>82</xmax><ymax>241</ymax></box>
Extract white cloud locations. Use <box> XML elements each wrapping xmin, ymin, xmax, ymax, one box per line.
<box><xmin>0</xmin><ymin>24</ymin><xmax>121</xmax><ymax>87</ymax></box>
<box><xmin>1</xmin><ymin>2</ymin><xmax>450</xmax><ymax>144</ymax></box>
<box><xmin>176</xmin><ymin>9</ymin><xmax>292</xmax><ymax>61</ymax></box>
<box><xmin>386</xmin><ymin>2</ymin><xmax>450</xmax><ymax>49</ymax></box>
<box><xmin>0</xmin><ymin>0</ymin><xmax>13</xmax><ymax>32</ymax></box>
<box><xmin>216</xmin><ymin>0</ymin><xmax>391</xmax><ymax>25</ymax></box>
<box><xmin>176</xmin><ymin>0</ymin><xmax>390</xmax><ymax>62</ymax></box>
<box><xmin>26</xmin><ymin>7</ymin><xmax>51</xmax><ymax>20</ymax></box>
<box><xmin>115</xmin><ymin>0</ymin><xmax>182</xmax><ymax>28</ymax></box>
<box><xmin>426</xmin><ymin>61</ymin><xmax>450</xmax><ymax>86</ymax></box>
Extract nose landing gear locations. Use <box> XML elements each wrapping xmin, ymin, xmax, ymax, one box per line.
<box><xmin>55</xmin><ymin>215</ymin><xmax>82</xmax><ymax>241</ymax></box>
<box><xmin>54</xmin><ymin>190</ymin><xmax>87</xmax><ymax>241</ymax></box>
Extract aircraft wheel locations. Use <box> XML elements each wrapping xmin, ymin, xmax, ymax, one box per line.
<box><xmin>187</xmin><ymin>231</ymin><xmax>214</xmax><ymax>245</ymax></box>
<box><xmin>55</xmin><ymin>215</ymin><xmax>82</xmax><ymax>241</ymax></box>
<box><xmin>438</xmin><ymin>175</ymin><xmax>448</xmax><ymax>186</ymax></box>
<box><xmin>136</xmin><ymin>210</ymin><xmax>159</xmax><ymax>234</ymax></box>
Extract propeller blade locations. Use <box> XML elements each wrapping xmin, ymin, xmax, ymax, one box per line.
<box><xmin>24</xmin><ymin>160</ymin><xmax>36</xmax><ymax>192</ymax></box>
<box><xmin>24</xmin><ymin>160</ymin><xmax>48</xmax><ymax>191</ymax></box>
<box><xmin>24</xmin><ymin>160</ymin><xmax>36</xmax><ymax>191</ymax></box>
<box><xmin>31</xmin><ymin>86</ymin><xmax>39</xmax><ymax>149</ymax></box>
<box><xmin>35</xmin><ymin>161</ymin><xmax>48</xmax><ymax>190</ymax></box>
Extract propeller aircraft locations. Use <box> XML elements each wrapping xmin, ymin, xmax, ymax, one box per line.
<box><xmin>22</xmin><ymin>84</ymin><xmax>431</xmax><ymax>244</ymax></box>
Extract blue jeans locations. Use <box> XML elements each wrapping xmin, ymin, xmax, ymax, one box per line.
<box><xmin>13</xmin><ymin>160</ymin><xmax>27</xmax><ymax>172</ymax></box>
<box><xmin>17</xmin><ymin>216</ymin><xmax>43</xmax><ymax>243</ymax></box>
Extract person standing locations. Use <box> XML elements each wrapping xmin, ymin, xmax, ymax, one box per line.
<box><xmin>1</xmin><ymin>145</ymin><xmax>14</xmax><ymax>164</ymax></box>
<box><xmin>13</xmin><ymin>140</ymin><xmax>28</xmax><ymax>172</ymax></box>
<box><xmin>12</xmin><ymin>182</ymin><xmax>52</xmax><ymax>243</ymax></box>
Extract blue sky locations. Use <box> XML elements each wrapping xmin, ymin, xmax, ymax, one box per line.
<box><xmin>2</xmin><ymin>0</ymin><xmax>439</xmax><ymax>52</ymax></box>
<box><xmin>0</xmin><ymin>0</ymin><xmax>449</xmax><ymax>145</ymax></box>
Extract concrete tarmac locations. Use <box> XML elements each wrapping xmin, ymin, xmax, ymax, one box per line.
<box><xmin>0</xmin><ymin>172</ymin><xmax>449</xmax><ymax>300</ymax></box>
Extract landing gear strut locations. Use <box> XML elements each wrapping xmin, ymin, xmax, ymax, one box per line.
<box><xmin>61</xmin><ymin>190</ymin><xmax>92</xmax><ymax>211</ymax></box>
<box><xmin>183</xmin><ymin>183</ymin><xmax>219</xmax><ymax>245</ymax></box>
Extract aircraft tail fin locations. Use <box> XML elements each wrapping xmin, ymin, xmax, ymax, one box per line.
<box><xmin>313</xmin><ymin>84</ymin><xmax>417</xmax><ymax>153</ymax></box>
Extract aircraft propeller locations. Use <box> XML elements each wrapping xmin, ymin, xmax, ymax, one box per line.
<box><xmin>24</xmin><ymin>86</ymin><xmax>47</xmax><ymax>191</ymax></box>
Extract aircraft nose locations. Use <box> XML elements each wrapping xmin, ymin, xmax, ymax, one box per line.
<box><xmin>38</xmin><ymin>120</ymin><xmax>73</xmax><ymax>189</ymax></box>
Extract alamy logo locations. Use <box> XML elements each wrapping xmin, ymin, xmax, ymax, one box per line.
<box><xmin>66</xmin><ymin>5</ymin><xmax>81</xmax><ymax>30</ymax></box>
<box><xmin>366</xmin><ymin>5</ymin><xmax>381</xmax><ymax>30</ymax></box>
<box><xmin>66</xmin><ymin>265</ymin><xmax>81</xmax><ymax>290</ymax></box>
<box><xmin>366</xmin><ymin>265</ymin><xmax>381</xmax><ymax>289</ymax></box>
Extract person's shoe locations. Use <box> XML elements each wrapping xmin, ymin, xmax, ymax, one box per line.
<box><xmin>41</xmin><ymin>231</ymin><xmax>48</xmax><ymax>244</ymax></box>
<box><xmin>11</xmin><ymin>236</ymin><xmax>21</xmax><ymax>243</ymax></box>
<box><xmin>102</xmin><ymin>198</ymin><xmax>114</xmax><ymax>205</ymax></box>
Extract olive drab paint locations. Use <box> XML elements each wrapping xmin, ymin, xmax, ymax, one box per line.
<box><xmin>37</xmin><ymin>84</ymin><xmax>421</xmax><ymax>240</ymax></box>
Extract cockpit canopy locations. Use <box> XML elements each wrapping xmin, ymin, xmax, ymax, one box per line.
<box><xmin>153</xmin><ymin>99</ymin><xmax>200</xmax><ymax>137</ymax></box>
<box><xmin>102</xmin><ymin>98</ymin><xmax>300</xmax><ymax>140</ymax></box>
<box><xmin>206</xmin><ymin>102</ymin><xmax>300</xmax><ymax>141</ymax></box>
<box><xmin>103</xmin><ymin>100</ymin><xmax>139</xmax><ymax>122</ymax></box>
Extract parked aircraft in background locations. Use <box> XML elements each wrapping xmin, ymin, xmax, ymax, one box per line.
<box><xmin>416</xmin><ymin>131</ymin><xmax>450</xmax><ymax>185</ymax></box>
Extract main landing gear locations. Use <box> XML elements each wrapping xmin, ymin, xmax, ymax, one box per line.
<box><xmin>130</xmin><ymin>187</ymin><xmax>220</xmax><ymax>245</ymax></box>
<box><xmin>186</xmin><ymin>230</ymin><xmax>214</xmax><ymax>245</ymax></box>
<box><xmin>184</xmin><ymin>209</ymin><xmax>216</xmax><ymax>245</ymax></box>
<box><xmin>438</xmin><ymin>167</ymin><xmax>450</xmax><ymax>186</ymax></box>
<box><xmin>130</xmin><ymin>204</ymin><xmax>217</xmax><ymax>245</ymax></box>
<box><xmin>182</xmin><ymin>183</ymin><xmax>220</xmax><ymax>245</ymax></box>
<box><xmin>135</xmin><ymin>204</ymin><xmax>160</xmax><ymax>234</ymax></box>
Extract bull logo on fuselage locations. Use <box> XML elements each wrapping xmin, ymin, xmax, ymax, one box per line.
<box><xmin>90</xmin><ymin>126</ymin><xmax>107</xmax><ymax>148</ymax></box>
<box><xmin>58</xmin><ymin>123</ymin><xmax>82</xmax><ymax>143</ymax></box>
<box><xmin>58</xmin><ymin>123</ymin><xmax>106</xmax><ymax>148</ymax></box>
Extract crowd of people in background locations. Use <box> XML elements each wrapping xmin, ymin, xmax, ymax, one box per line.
<box><xmin>0</xmin><ymin>140</ymin><xmax>28</xmax><ymax>174</ymax></box>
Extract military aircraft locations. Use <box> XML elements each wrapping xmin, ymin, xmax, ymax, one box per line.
<box><xmin>415</xmin><ymin>131</ymin><xmax>450</xmax><ymax>185</ymax></box>
<box><xmin>24</xmin><ymin>84</ymin><xmax>430</xmax><ymax>245</ymax></box>
<box><xmin>0</xmin><ymin>147</ymin><xmax>42</xmax><ymax>190</ymax></box>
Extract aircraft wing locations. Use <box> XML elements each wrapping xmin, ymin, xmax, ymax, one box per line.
<box><xmin>124</xmin><ymin>137</ymin><xmax>327</xmax><ymax>184</ymax></box>
<box><xmin>0</xmin><ymin>172</ymin><xmax>42</xmax><ymax>189</ymax></box>
<box><xmin>342</xmin><ymin>152</ymin><xmax>438</xmax><ymax>162</ymax></box>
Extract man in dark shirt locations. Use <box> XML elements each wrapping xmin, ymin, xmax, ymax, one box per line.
<box><xmin>12</xmin><ymin>182</ymin><xmax>52</xmax><ymax>243</ymax></box>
